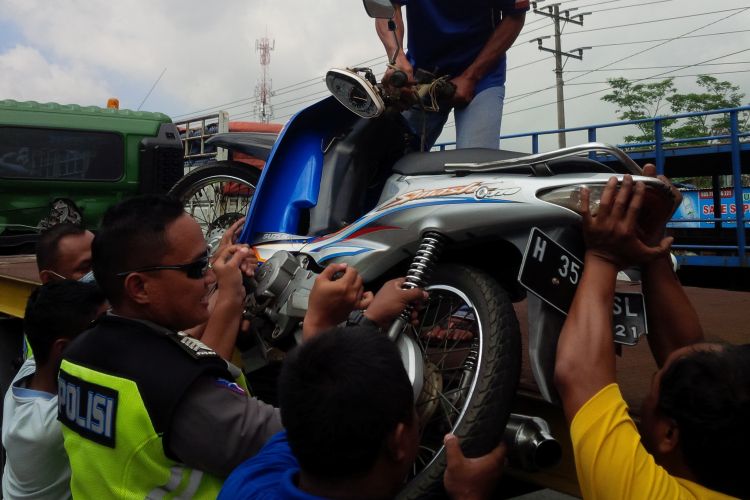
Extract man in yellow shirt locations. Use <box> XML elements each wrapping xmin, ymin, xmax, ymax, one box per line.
<box><xmin>554</xmin><ymin>167</ymin><xmax>749</xmax><ymax>499</ymax></box>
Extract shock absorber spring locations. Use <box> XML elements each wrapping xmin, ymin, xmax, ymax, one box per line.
<box><xmin>387</xmin><ymin>231</ymin><xmax>446</xmax><ymax>340</ymax></box>
<box><xmin>463</xmin><ymin>339</ymin><xmax>479</xmax><ymax>372</ymax></box>
<box><xmin>450</xmin><ymin>337</ymin><xmax>480</xmax><ymax>407</ymax></box>
<box><xmin>403</xmin><ymin>232</ymin><xmax>445</xmax><ymax>289</ymax></box>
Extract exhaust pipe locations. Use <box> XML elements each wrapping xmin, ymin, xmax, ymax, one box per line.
<box><xmin>504</xmin><ymin>413</ymin><xmax>562</xmax><ymax>472</ymax></box>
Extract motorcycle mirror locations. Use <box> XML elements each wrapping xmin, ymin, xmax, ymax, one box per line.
<box><xmin>362</xmin><ymin>0</ymin><xmax>395</xmax><ymax>19</ymax></box>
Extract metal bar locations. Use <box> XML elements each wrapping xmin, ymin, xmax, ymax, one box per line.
<box><xmin>445</xmin><ymin>142</ymin><xmax>642</xmax><ymax>174</ymax></box>
<box><xmin>654</xmin><ymin>119</ymin><xmax>664</xmax><ymax>176</ymax></box>
<box><xmin>729</xmin><ymin>110</ymin><xmax>747</xmax><ymax>266</ymax></box>
<box><xmin>672</xmin><ymin>245</ymin><xmax>740</xmax><ymax>250</ymax></box>
<box><xmin>587</xmin><ymin>128</ymin><xmax>596</xmax><ymax>160</ymax></box>
<box><xmin>676</xmin><ymin>255</ymin><xmax>743</xmax><ymax>267</ymax></box>
<box><xmin>532</xmin><ymin>134</ymin><xmax>539</xmax><ymax>154</ymax></box>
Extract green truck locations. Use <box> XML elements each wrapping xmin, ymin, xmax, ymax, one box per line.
<box><xmin>0</xmin><ymin>99</ymin><xmax>184</xmax><ymax>251</ymax></box>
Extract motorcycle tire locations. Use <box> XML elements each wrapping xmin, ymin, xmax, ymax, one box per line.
<box><xmin>168</xmin><ymin>161</ymin><xmax>260</xmax><ymax>246</ymax></box>
<box><xmin>398</xmin><ymin>263</ymin><xmax>521</xmax><ymax>499</ymax></box>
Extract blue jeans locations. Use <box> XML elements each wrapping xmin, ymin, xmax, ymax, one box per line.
<box><xmin>402</xmin><ymin>85</ymin><xmax>506</xmax><ymax>150</ymax></box>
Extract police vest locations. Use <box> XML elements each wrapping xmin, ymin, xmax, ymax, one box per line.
<box><xmin>58</xmin><ymin>315</ymin><xmax>232</xmax><ymax>499</ymax></box>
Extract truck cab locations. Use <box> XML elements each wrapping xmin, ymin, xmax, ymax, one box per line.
<box><xmin>0</xmin><ymin>99</ymin><xmax>184</xmax><ymax>251</ymax></box>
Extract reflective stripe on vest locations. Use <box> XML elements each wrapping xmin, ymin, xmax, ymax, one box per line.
<box><xmin>59</xmin><ymin>360</ymin><xmax>223</xmax><ymax>499</ymax></box>
<box><xmin>147</xmin><ymin>468</ymin><xmax>204</xmax><ymax>499</ymax></box>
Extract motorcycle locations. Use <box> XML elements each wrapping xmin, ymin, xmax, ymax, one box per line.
<box><xmin>169</xmin><ymin>1</ymin><xmax>673</xmax><ymax>496</ymax></box>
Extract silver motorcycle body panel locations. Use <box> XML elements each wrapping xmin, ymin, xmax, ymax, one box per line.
<box><xmin>252</xmin><ymin>169</ymin><xmax>647</xmax><ymax>402</ymax></box>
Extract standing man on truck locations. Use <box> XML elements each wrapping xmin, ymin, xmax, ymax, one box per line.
<box><xmin>375</xmin><ymin>0</ymin><xmax>528</xmax><ymax>150</ymax></box>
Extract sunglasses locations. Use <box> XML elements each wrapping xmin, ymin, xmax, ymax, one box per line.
<box><xmin>115</xmin><ymin>252</ymin><xmax>210</xmax><ymax>280</ymax></box>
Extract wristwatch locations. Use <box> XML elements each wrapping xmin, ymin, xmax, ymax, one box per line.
<box><xmin>346</xmin><ymin>309</ymin><xmax>380</xmax><ymax>330</ymax></box>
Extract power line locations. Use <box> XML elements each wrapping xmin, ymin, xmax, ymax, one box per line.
<box><xmin>591</xmin><ymin>0</ymin><xmax>672</xmax><ymax>13</ymax></box>
<box><xmin>566</xmin><ymin>60</ymin><xmax>750</xmax><ymax>73</ymax></box>
<box><xmin>507</xmin><ymin>56</ymin><xmax>554</xmax><ymax>72</ymax></box>
<box><xmin>566</xmin><ymin>7</ymin><xmax>748</xmax><ymax>35</ymax></box>
<box><xmin>172</xmin><ymin>54</ymin><xmax>387</xmax><ymax>119</ymax></box>
<box><xmin>562</xmin><ymin>68</ymin><xmax>750</xmax><ymax>86</ymax></box>
<box><xmin>290</xmin><ymin>7</ymin><xmax>750</xmax><ymax>126</ymax></box>
<box><xmin>173</xmin><ymin>2</ymin><xmax>749</xmax><ymax>124</ymax></box>
<box><xmin>504</xmin><ymin>47</ymin><xmax>750</xmax><ymax>116</ymax></box>
<box><xmin>583</xmin><ymin>29</ymin><xmax>750</xmax><ymax>49</ymax></box>
<box><xmin>442</xmin><ymin>66</ymin><xmax>750</xmax><ymax>131</ymax></box>
<box><xmin>573</xmin><ymin>0</ymin><xmax>648</xmax><ymax>10</ymax></box>
<box><xmin>522</xmin><ymin>0</ymin><xmax>672</xmax><ymax>40</ymax></box>
<box><xmin>172</xmin><ymin>0</ymin><xmax>656</xmax><ymax>119</ymax></box>
<box><xmin>506</xmin><ymin>6</ymin><xmax>749</xmax><ymax>105</ymax></box>
<box><xmin>566</xmin><ymin>8</ymin><xmax>749</xmax><ymax>84</ymax></box>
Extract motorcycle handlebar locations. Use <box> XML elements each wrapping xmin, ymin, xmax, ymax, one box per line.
<box><xmin>389</xmin><ymin>69</ymin><xmax>408</xmax><ymax>88</ymax></box>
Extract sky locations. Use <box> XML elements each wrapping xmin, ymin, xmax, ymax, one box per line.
<box><xmin>1</xmin><ymin>0</ymin><xmax>748</xmax><ymax>151</ymax></box>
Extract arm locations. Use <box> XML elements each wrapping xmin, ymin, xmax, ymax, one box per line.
<box><xmin>452</xmin><ymin>11</ymin><xmax>526</xmax><ymax>105</ymax></box>
<box><xmin>169</xmin><ymin>376</ymin><xmax>283</xmax><ymax>478</ymax></box>
<box><xmin>639</xmin><ymin>165</ymin><xmax>704</xmax><ymax>366</ymax></box>
<box><xmin>375</xmin><ymin>5</ymin><xmax>414</xmax><ymax>81</ymax></box>
<box><xmin>554</xmin><ymin>253</ymin><xmax>619</xmax><ymax>423</ymax></box>
<box><xmin>443</xmin><ymin>434</ymin><xmax>507</xmax><ymax>500</ymax></box>
<box><xmin>642</xmin><ymin>255</ymin><xmax>703</xmax><ymax>367</ymax></box>
<box><xmin>554</xmin><ymin>176</ymin><xmax>671</xmax><ymax>423</ymax></box>
<box><xmin>362</xmin><ymin>277</ymin><xmax>427</xmax><ymax>328</ymax></box>
<box><xmin>302</xmin><ymin>263</ymin><xmax>369</xmax><ymax>341</ymax></box>
<box><xmin>200</xmin><ymin>245</ymin><xmax>254</xmax><ymax>360</ymax></box>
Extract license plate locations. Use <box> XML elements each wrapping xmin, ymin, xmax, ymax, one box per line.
<box><xmin>518</xmin><ymin>227</ymin><xmax>648</xmax><ymax>345</ymax></box>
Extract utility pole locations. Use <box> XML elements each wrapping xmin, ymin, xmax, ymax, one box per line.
<box><xmin>531</xmin><ymin>1</ymin><xmax>590</xmax><ymax>147</ymax></box>
<box><xmin>255</xmin><ymin>30</ymin><xmax>275</xmax><ymax>123</ymax></box>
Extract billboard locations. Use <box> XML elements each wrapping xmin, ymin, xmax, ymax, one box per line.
<box><xmin>670</xmin><ymin>187</ymin><xmax>750</xmax><ymax>229</ymax></box>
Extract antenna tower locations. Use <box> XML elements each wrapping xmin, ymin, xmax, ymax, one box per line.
<box><xmin>255</xmin><ymin>31</ymin><xmax>275</xmax><ymax>123</ymax></box>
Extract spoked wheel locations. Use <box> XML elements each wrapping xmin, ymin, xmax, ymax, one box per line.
<box><xmin>168</xmin><ymin>161</ymin><xmax>260</xmax><ymax>250</ymax></box>
<box><xmin>398</xmin><ymin>264</ymin><xmax>521</xmax><ymax>499</ymax></box>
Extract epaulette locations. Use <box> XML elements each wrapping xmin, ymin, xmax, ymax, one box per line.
<box><xmin>167</xmin><ymin>331</ymin><xmax>220</xmax><ymax>360</ymax></box>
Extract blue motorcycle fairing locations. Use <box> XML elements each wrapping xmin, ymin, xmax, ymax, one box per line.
<box><xmin>238</xmin><ymin>97</ymin><xmax>360</xmax><ymax>244</ymax></box>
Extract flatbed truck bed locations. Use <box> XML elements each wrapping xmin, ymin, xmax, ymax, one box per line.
<box><xmin>0</xmin><ymin>254</ymin><xmax>39</xmax><ymax>318</ymax></box>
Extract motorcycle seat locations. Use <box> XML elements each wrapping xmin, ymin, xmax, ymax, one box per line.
<box><xmin>392</xmin><ymin>147</ymin><xmax>617</xmax><ymax>176</ymax></box>
<box><xmin>206</xmin><ymin>132</ymin><xmax>278</xmax><ymax>161</ymax></box>
<box><xmin>392</xmin><ymin>148</ymin><xmax>529</xmax><ymax>176</ymax></box>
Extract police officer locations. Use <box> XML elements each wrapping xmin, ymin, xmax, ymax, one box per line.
<box><xmin>58</xmin><ymin>195</ymin><xmax>348</xmax><ymax>498</ymax></box>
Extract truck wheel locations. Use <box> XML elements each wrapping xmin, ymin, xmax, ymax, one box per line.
<box><xmin>169</xmin><ymin>161</ymin><xmax>260</xmax><ymax>249</ymax></box>
<box><xmin>398</xmin><ymin>264</ymin><xmax>521</xmax><ymax>499</ymax></box>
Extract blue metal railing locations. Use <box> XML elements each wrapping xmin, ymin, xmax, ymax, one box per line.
<box><xmin>435</xmin><ymin>106</ymin><xmax>750</xmax><ymax>267</ymax></box>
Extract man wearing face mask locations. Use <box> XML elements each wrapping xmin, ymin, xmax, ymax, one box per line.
<box><xmin>35</xmin><ymin>223</ymin><xmax>95</xmax><ymax>283</ymax></box>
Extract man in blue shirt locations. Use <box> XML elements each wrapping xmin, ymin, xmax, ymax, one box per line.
<box><xmin>219</xmin><ymin>281</ymin><xmax>507</xmax><ymax>499</ymax></box>
<box><xmin>376</xmin><ymin>0</ymin><xmax>529</xmax><ymax>150</ymax></box>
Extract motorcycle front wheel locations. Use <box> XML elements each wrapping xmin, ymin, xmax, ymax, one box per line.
<box><xmin>168</xmin><ymin>161</ymin><xmax>260</xmax><ymax>250</ymax></box>
<box><xmin>399</xmin><ymin>263</ymin><xmax>521</xmax><ymax>499</ymax></box>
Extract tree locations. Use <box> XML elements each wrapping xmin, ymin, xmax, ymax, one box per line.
<box><xmin>667</xmin><ymin>75</ymin><xmax>746</xmax><ymax>140</ymax></box>
<box><xmin>601</xmin><ymin>76</ymin><xmax>749</xmax><ymax>145</ymax></box>
<box><xmin>601</xmin><ymin>77</ymin><xmax>676</xmax><ymax>143</ymax></box>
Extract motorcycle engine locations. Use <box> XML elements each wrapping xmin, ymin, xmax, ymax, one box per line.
<box><xmin>253</xmin><ymin>251</ymin><xmax>317</xmax><ymax>340</ymax></box>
